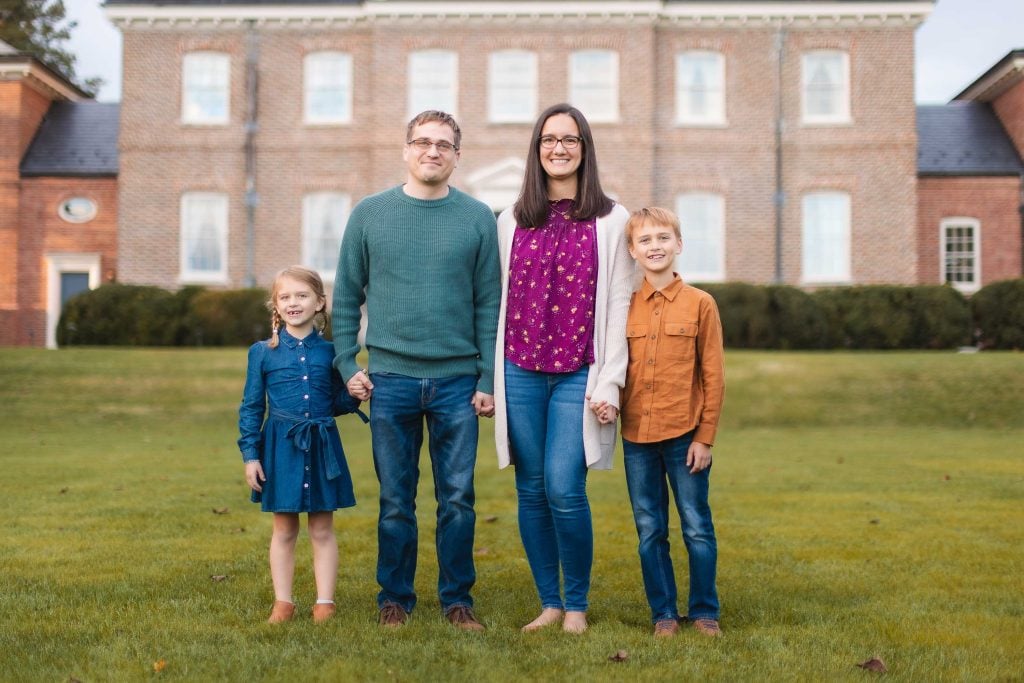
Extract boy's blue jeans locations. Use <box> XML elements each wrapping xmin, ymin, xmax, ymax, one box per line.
<box><xmin>504</xmin><ymin>360</ymin><xmax>593</xmax><ymax>613</ymax></box>
<box><xmin>623</xmin><ymin>430</ymin><xmax>720</xmax><ymax>623</ymax></box>
<box><xmin>368</xmin><ymin>372</ymin><xmax>478</xmax><ymax>614</ymax></box>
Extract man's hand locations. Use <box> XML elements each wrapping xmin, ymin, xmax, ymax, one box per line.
<box><xmin>472</xmin><ymin>392</ymin><xmax>495</xmax><ymax>418</ymax></box>
<box><xmin>347</xmin><ymin>370</ymin><xmax>374</xmax><ymax>401</ymax></box>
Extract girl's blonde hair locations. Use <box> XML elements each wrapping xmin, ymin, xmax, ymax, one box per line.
<box><xmin>266</xmin><ymin>266</ymin><xmax>328</xmax><ymax>349</ymax></box>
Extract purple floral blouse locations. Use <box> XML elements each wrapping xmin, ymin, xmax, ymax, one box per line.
<box><xmin>505</xmin><ymin>198</ymin><xmax>598</xmax><ymax>373</ymax></box>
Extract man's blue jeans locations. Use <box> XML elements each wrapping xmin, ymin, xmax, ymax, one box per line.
<box><xmin>369</xmin><ymin>372</ymin><xmax>478</xmax><ymax>614</ymax></box>
<box><xmin>623</xmin><ymin>430</ymin><xmax>719</xmax><ymax>622</ymax></box>
<box><xmin>504</xmin><ymin>360</ymin><xmax>593</xmax><ymax>613</ymax></box>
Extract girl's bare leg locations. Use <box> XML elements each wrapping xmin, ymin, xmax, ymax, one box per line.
<box><xmin>269</xmin><ymin>513</ymin><xmax>300</xmax><ymax>602</ymax></box>
<box><xmin>307</xmin><ymin>511</ymin><xmax>338</xmax><ymax>602</ymax></box>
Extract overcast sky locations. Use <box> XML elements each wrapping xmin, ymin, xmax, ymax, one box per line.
<box><xmin>64</xmin><ymin>0</ymin><xmax>1024</xmax><ymax>104</ymax></box>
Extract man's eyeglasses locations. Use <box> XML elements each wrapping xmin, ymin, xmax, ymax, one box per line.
<box><xmin>538</xmin><ymin>135</ymin><xmax>582</xmax><ymax>150</ymax></box>
<box><xmin>407</xmin><ymin>138</ymin><xmax>459</xmax><ymax>154</ymax></box>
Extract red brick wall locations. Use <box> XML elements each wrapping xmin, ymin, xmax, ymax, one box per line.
<box><xmin>917</xmin><ymin>176</ymin><xmax>1022</xmax><ymax>286</ymax></box>
<box><xmin>12</xmin><ymin>177</ymin><xmax>118</xmax><ymax>346</ymax></box>
<box><xmin>117</xmin><ymin>18</ymin><xmax>920</xmax><ymax>290</ymax></box>
<box><xmin>992</xmin><ymin>78</ymin><xmax>1024</xmax><ymax>158</ymax></box>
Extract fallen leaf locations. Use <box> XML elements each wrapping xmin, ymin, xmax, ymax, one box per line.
<box><xmin>484</xmin><ymin>515</ymin><xmax>499</xmax><ymax>523</ymax></box>
<box><xmin>837</xmin><ymin>457</ymin><xmax>845</xmax><ymax>464</ymax></box>
<box><xmin>212</xmin><ymin>507</ymin><xmax>229</xmax><ymax>515</ymax></box>
<box><xmin>869</xmin><ymin>519</ymin><xmax>880</xmax><ymax>525</ymax></box>
<box><xmin>856</xmin><ymin>657</ymin><xmax>887</xmax><ymax>673</ymax></box>
<box><xmin>153</xmin><ymin>659</ymin><xmax>167</xmax><ymax>673</ymax></box>
<box><xmin>210</xmin><ymin>574</ymin><xmax>230</xmax><ymax>582</ymax></box>
<box><xmin>59</xmin><ymin>487</ymin><xmax>69</xmax><ymax>494</ymax></box>
<box><xmin>944</xmin><ymin>474</ymin><xmax>951</xmax><ymax>481</ymax></box>
<box><xmin>609</xmin><ymin>650</ymin><xmax>629</xmax><ymax>662</ymax></box>
<box><xmin>474</xmin><ymin>547</ymin><xmax>490</xmax><ymax>556</ymax></box>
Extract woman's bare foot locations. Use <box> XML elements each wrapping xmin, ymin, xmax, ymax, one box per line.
<box><xmin>563</xmin><ymin>611</ymin><xmax>588</xmax><ymax>634</ymax></box>
<box><xmin>521</xmin><ymin>607</ymin><xmax>564</xmax><ymax>632</ymax></box>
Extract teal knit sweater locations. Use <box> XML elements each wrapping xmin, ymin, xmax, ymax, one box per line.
<box><xmin>332</xmin><ymin>185</ymin><xmax>501</xmax><ymax>394</ymax></box>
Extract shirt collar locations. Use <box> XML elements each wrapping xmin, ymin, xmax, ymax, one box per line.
<box><xmin>278</xmin><ymin>328</ymin><xmax>318</xmax><ymax>349</ymax></box>
<box><xmin>639</xmin><ymin>273</ymin><xmax>684</xmax><ymax>301</ymax></box>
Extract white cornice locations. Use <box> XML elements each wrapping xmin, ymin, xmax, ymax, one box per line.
<box><xmin>105</xmin><ymin>1</ymin><xmax>933</xmax><ymax>29</ymax></box>
<box><xmin>954</xmin><ymin>54</ymin><xmax>1024</xmax><ymax>103</ymax></box>
<box><xmin>0</xmin><ymin>60</ymin><xmax>86</xmax><ymax>101</ymax></box>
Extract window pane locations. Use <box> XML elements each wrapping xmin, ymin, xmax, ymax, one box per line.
<box><xmin>676</xmin><ymin>52</ymin><xmax>724</xmax><ymax>124</ymax></box>
<box><xmin>305</xmin><ymin>52</ymin><xmax>352</xmax><ymax>123</ymax></box>
<box><xmin>303</xmin><ymin>193</ymin><xmax>350</xmax><ymax>277</ymax></box>
<box><xmin>489</xmin><ymin>50</ymin><xmax>537</xmax><ymax>123</ymax></box>
<box><xmin>802</xmin><ymin>51</ymin><xmax>848</xmax><ymax>123</ymax></box>
<box><xmin>409</xmin><ymin>50</ymin><xmax>457</xmax><ymax>116</ymax></box>
<box><xmin>181</xmin><ymin>193</ymin><xmax>227</xmax><ymax>279</ymax></box>
<box><xmin>943</xmin><ymin>222</ymin><xmax>977</xmax><ymax>288</ymax></box>
<box><xmin>676</xmin><ymin>194</ymin><xmax>725</xmax><ymax>281</ymax></box>
<box><xmin>802</xmin><ymin>192</ymin><xmax>850</xmax><ymax>282</ymax></box>
<box><xmin>183</xmin><ymin>53</ymin><xmax>229</xmax><ymax>124</ymax></box>
<box><xmin>569</xmin><ymin>50</ymin><xmax>618</xmax><ymax>122</ymax></box>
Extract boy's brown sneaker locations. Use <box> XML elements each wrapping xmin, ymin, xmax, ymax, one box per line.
<box><xmin>312</xmin><ymin>603</ymin><xmax>336</xmax><ymax>624</ymax></box>
<box><xmin>691</xmin><ymin>618</ymin><xmax>722</xmax><ymax>637</ymax></box>
<box><xmin>446</xmin><ymin>606</ymin><xmax>486</xmax><ymax>632</ymax></box>
<box><xmin>653</xmin><ymin>619</ymin><xmax>680</xmax><ymax>638</ymax></box>
<box><xmin>378</xmin><ymin>601</ymin><xmax>409</xmax><ymax>628</ymax></box>
<box><xmin>267</xmin><ymin>600</ymin><xmax>295</xmax><ymax>624</ymax></box>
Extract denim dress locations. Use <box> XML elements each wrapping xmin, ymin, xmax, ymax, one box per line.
<box><xmin>238</xmin><ymin>329</ymin><xmax>363</xmax><ymax>513</ymax></box>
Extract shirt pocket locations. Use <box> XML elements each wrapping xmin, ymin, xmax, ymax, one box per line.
<box><xmin>664</xmin><ymin>321</ymin><xmax>699</xmax><ymax>363</ymax></box>
<box><xmin>626</xmin><ymin>324</ymin><xmax>648</xmax><ymax>363</ymax></box>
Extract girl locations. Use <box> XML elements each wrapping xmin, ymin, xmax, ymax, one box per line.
<box><xmin>493</xmin><ymin>104</ymin><xmax>633</xmax><ymax>633</ymax></box>
<box><xmin>238</xmin><ymin>266</ymin><xmax>364</xmax><ymax>624</ymax></box>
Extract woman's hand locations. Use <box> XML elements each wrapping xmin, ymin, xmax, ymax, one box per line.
<box><xmin>587</xmin><ymin>398</ymin><xmax>618</xmax><ymax>425</ymax></box>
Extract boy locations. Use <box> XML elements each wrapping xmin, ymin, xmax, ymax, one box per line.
<box><xmin>619</xmin><ymin>207</ymin><xmax>725</xmax><ymax>638</ymax></box>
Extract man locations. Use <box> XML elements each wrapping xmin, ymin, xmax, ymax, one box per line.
<box><xmin>332</xmin><ymin>111</ymin><xmax>500</xmax><ymax>631</ymax></box>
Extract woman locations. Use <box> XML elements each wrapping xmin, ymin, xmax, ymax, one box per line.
<box><xmin>494</xmin><ymin>103</ymin><xmax>633</xmax><ymax>633</ymax></box>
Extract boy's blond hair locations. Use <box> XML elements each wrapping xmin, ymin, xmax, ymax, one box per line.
<box><xmin>624</xmin><ymin>206</ymin><xmax>682</xmax><ymax>245</ymax></box>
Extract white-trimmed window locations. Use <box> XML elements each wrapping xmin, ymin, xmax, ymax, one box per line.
<box><xmin>408</xmin><ymin>50</ymin><xmax>457</xmax><ymax>117</ymax></box>
<box><xmin>801</xmin><ymin>50</ymin><xmax>850</xmax><ymax>125</ymax></box>
<box><xmin>302</xmin><ymin>193</ymin><xmax>351</xmax><ymax>280</ymax></box>
<box><xmin>802</xmin><ymin>191</ymin><xmax>851</xmax><ymax>283</ymax></box>
<box><xmin>182</xmin><ymin>52</ymin><xmax>230</xmax><ymax>124</ymax></box>
<box><xmin>180</xmin><ymin>192</ymin><xmax>228</xmax><ymax>283</ymax></box>
<box><xmin>304</xmin><ymin>51</ymin><xmax>353</xmax><ymax>124</ymax></box>
<box><xmin>676</xmin><ymin>51</ymin><xmax>726</xmax><ymax>126</ymax></box>
<box><xmin>569</xmin><ymin>50</ymin><xmax>618</xmax><ymax>123</ymax></box>
<box><xmin>489</xmin><ymin>50</ymin><xmax>537</xmax><ymax>123</ymax></box>
<box><xmin>675</xmin><ymin>193</ymin><xmax>725</xmax><ymax>282</ymax></box>
<box><xmin>941</xmin><ymin>217</ymin><xmax>981</xmax><ymax>293</ymax></box>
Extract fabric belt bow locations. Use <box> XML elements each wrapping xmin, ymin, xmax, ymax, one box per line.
<box><xmin>274</xmin><ymin>411</ymin><xmax>344</xmax><ymax>480</ymax></box>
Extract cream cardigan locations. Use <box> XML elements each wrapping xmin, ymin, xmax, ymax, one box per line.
<box><xmin>493</xmin><ymin>203</ymin><xmax>634</xmax><ymax>470</ymax></box>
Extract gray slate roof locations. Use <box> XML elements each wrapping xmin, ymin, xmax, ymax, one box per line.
<box><xmin>20</xmin><ymin>102</ymin><xmax>119</xmax><ymax>177</ymax></box>
<box><xmin>917</xmin><ymin>102</ymin><xmax>1024</xmax><ymax>176</ymax></box>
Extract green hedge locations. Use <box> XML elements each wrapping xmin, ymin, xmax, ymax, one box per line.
<box><xmin>972</xmin><ymin>279</ymin><xmax>1024</xmax><ymax>350</ymax></box>
<box><xmin>59</xmin><ymin>284</ymin><xmax>271</xmax><ymax>347</ymax></box>
<box><xmin>60</xmin><ymin>279</ymin><xmax>1015</xmax><ymax>350</ymax></box>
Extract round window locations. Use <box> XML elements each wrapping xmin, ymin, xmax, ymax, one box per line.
<box><xmin>58</xmin><ymin>197</ymin><xmax>98</xmax><ymax>223</ymax></box>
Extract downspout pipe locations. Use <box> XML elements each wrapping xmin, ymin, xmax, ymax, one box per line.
<box><xmin>774</xmin><ymin>26</ymin><xmax>786</xmax><ymax>284</ymax></box>
<box><xmin>243</xmin><ymin>20</ymin><xmax>260</xmax><ymax>288</ymax></box>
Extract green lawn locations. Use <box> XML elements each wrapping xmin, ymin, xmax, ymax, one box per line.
<box><xmin>0</xmin><ymin>348</ymin><xmax>1021</xmax><ymax>681</ymax></box>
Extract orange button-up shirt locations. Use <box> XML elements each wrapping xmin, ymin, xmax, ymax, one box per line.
<box><xmin>620</xmin><ymin>275</ymin><xmax>725</xmax><ymax>445</ymax></box>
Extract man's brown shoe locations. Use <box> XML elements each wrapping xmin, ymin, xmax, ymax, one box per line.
<box><xmin>378</xmin><ymin>601</ymin><xmax>408</xmax><ymax>628</ymax></box>
<box><xmin>312</xmin><ymin>603</ymin><xmax>336</xmax><ymax>624</ymax></box>
<box><xmin>446</xmin><ymin>605</ymin><xmax>485</xmax><ymax>632</ymax></box>
<box><xmin>653</xmin><ymin>618</ymin><xmax>680</xmax><ymax>638</ymax></box>
<box><xmin>267</xmin><ymin>600</ymin><xmax>295</xmax><ymax>624</ymax></box>
<box><xmin>692</xmin><ymin>618</ymin><xmax>722</xmax><ymax>637</ymax></box>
